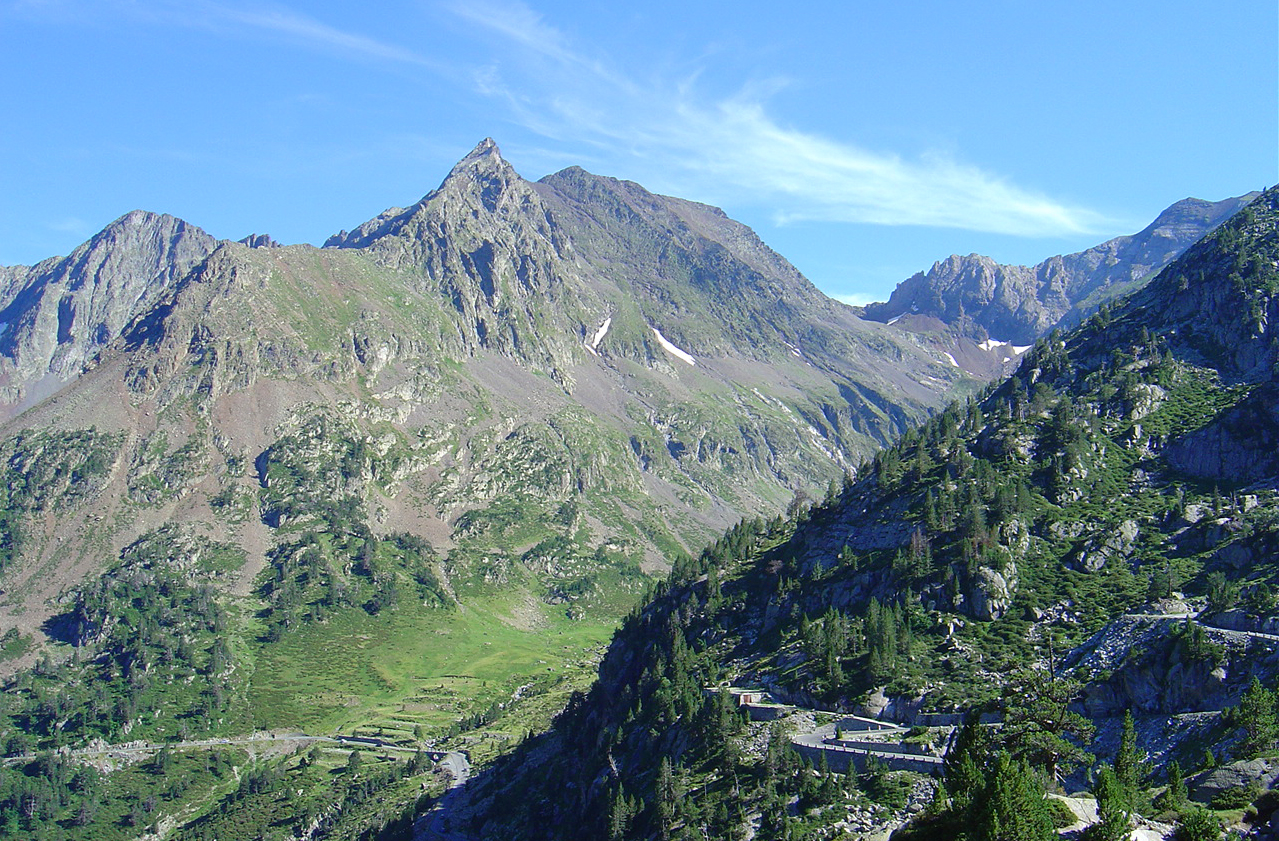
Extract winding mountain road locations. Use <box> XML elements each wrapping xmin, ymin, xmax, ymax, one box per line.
<box><xmin>1128</xmin><ymin>612</ymin><xmax>1279</xmax><ymax>644</ymax></box>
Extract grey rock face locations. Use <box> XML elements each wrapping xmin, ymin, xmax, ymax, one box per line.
<box><xmin>968</xmin><ymin>562</ymin><xmax>1017</xmax><ymax>620</ymax></box>
<box><xmin>0</xmin><ymin>210</ymin><xmax>218</xmax><ymax>408</ymax></box>
<box><xmin>864</xmin><ymin>194</ymin><xmax>1257</xmax><ymax>344</ymax></box>
<box><xmin>1165</xmin><ymin>383</ymin><xmax>1279</xmax><ymax>483</ymax></box>
<box><xmin>327</xmin><ymin>138</ymin><xmax>589</xmax><ymax>376</ymax></box>
<box><xmin>1070</xmin><ymin>192</ymin><xmax>1279</xmax><ymax>387</ymax></box>
<box><xmin>1071</xmin><ymin>520</ymin><xmax>1139</xmax><ymax>572</ymax></box>
<box><xmin>237</xmin><ymin>233</ymin><xmax>280</xmax><ymax>249</ymax></box>
<box><xmin>1190</xmin><ymin>758</ymin><xmax>1279</xmax><ymax>802</ymax></box>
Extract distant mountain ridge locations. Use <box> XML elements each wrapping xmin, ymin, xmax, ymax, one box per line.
<box><xmin>865</xmin><ymin>193</ymin><xmax>1258</xmax><ymax>344</ymax></box>
<box><xmin>322</xmin><ymin>139</ymin><xmax>895</xmax><ymax>384</ymax></box>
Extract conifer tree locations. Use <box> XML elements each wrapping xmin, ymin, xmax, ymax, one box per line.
<box><xmin>1235</xmin><ymin>676</ymin><xmax>1277</xmax><ymax>759</ymax></box>
<box><xmin>1085</xmin><ymin>764</ymin><xmax>1131</xmax><ymax>841</ymax></box>
<box><xmin>1154</xmin><ymin>760</ymin><xmax>1187</xmax><ymax>812</ymax></box>
<box><xmin>608</xmin><ymin>786</ymin><xmax>633</xmax><ymax>841</ymax></box>
<box><xmin>1114</xmin><ymin>711</ymin><xmax>1150</xmax><ymax>814</ymax></box>
<box><xmin>972</xmin><ymin>752</ymin><xmax>1054</xmax><ymax>841</ymax></box>
<box><xmin>1001</xmin><ymin>669</ymin><xmax>1094</xmax><ymax>783</ymax></box>
<box><xmin>942</xmin><ymin>713</ymin><xmax>988</xmax><ymax>817</ymax></box>
<box><xmin>865</xmin><ymin>598</ymin><xmax>899</xmax><ymax>682</ymax></box>
<box><xmin>655</xmin><ymin>756</ymin><xmax>676</xmax><ymax>841</ymax></box>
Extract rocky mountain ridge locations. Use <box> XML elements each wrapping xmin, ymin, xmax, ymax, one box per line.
<box><xmin>0</xmin><ymin>139</ymin><xmax>992</xmax><ymax>654</ymax></box>
<box><xmin>865</xmin><ymin>193</ymin><xmax>1258</xmax><ymax>345</ymax></box>
<box><xmin>0</xmin><ymin>211</ymin><xmax>219</xmax><ymax>412</ymax></box>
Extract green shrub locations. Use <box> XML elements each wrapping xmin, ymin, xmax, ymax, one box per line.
<box><xmin>1174</xmin><ymin>806</ymin><xmax>1222</xmax><ymax>841</ymax></box>
<box><xmin>1046</xmin><ymin>796</ymin><xmax>1078</xmax><ymax>828</ymax></box>
<box><xmin>1208</xmin><ymin>781</ymin><xmax>1260</xmax><ymax>810</ymax></box>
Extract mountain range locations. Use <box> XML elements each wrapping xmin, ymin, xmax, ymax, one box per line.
<box><xmin>864</xmin><ymin>193</ymin><xmax>1257</xmax><ymax>345</ymax></box>
<box><xmin>0</xmin><ymin>136</ymin><xmax>1269</xmax><ymax>841</ymax></box>
<box><xmin>0</xmin><ymin>139</ymin><xmax>994</xmax><ymax>646</ymax></box>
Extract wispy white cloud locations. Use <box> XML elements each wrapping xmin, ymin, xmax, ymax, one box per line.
<box><xmin>666</xmin><ymin>100</ymin><xmax>1107</xmax><ymax>236</ymax></box>
<box><xmin>448</xmin><ymin>0</ymin><xmax>571</xmax><ymax>65</ymax></box>
<box><xmin>10</xmin><ymin>0</ymin><xmax>1111</xmax><ymax>239</ymax></box>
<box><xmin>8</xmin><ymin>1</ymin><xmax>444</xmax><ymax>70</ymax></box>
<box><xmin>204</xmin><ymin>3</ymin><xmax>442</xmax><ymax>69</ymax></box>
<box><xmin>446</xmin><ymin>0</ymin><xmax>1110</xmax><ymax>238</ymax></box>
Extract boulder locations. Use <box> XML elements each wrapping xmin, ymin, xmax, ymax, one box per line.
<box><xmin>968</xmin><ymin>562</ymin><xmax>1017</xmax><ymax>620</ymax></box>
<box><xmin>1071</xmin><ymin>520</ymin><xmax>1139</xmax><ymax>572</ymax></box>
<box><xmin>1189</xmin><ymin>758</ymin><xmax>1279</xmax><ymax>803</ymax></box>
<box><xmin>858</xmin><ymin>686</ymin><xmax>890</xmax><ymax>719</ymax></box>
<box><xmin>1214</xmin><ymin>540</ymin><xmax>1258</xmax><ymax>570</ymax></box>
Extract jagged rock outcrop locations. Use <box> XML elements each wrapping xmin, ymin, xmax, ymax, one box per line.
<box><xmin>1071</xmin><ymin>520</ymin><xmax>1140</xmax><ymax>572</ymax></box>
<box><xmin>324</xmin><ymin>139</ymin><xmax>588</xmax><ymax>376</ymax></box>
<box><xmin>237</xmin><ymin>233</ymin><xmax>280</xmax><ymax>249</ymax></box>
<box><xmin>864</xmin><ymin>194</ymin><xmax>1256</xmax><ymax>344</ymax></box>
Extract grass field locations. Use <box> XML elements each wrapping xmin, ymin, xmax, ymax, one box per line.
<box><xmin>246</xmin><ymin>592</ymin><xmax>616</xmax><ymax>740</ymax></box>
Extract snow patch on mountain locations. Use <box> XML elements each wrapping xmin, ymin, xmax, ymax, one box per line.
<box><xmin>652</xmin><ymin>327</ymin><xmax>695</xmax><ymax>365</ymax></box>
<box><xmin>587</xmin><ymin>317</ymin><xmax>612</xmax><ymax>355</ymax></box>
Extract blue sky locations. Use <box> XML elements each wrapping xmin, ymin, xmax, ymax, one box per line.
<box><xmin>1</xmin><ymin>1</ymin><xmax>1274</xmax><ymax>303</ymax></box>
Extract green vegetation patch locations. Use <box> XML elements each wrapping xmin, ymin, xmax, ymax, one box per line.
<box><xmin>0</xmin><ymin>427</ymin><xmax>123</xmax><ymax>574</ymax></box>
<box><xmin>248</xmin><ymin>595</ymin><xmax>614</xmax><ymax>736</ymax></box>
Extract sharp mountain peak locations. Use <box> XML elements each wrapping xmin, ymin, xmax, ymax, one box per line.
<box><xmin>0</xmin><ymin>210</ymin><xmax>219</xmax><ymax>409</ymax></box>
<box><xmin>451</xmin><ymin>136</ymin><xmax>504</xmax><ymax>169</ymax></box>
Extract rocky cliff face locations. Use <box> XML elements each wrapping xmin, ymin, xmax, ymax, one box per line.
<box><xmin>864</xmin><ymin>194</ymin><xmax>1257</xmax><ymax>344</ymax></box>
<box><xmin>0</xmin><ymin>211</ymin><xmax>218</xmax><ymax>410</ymax></box>
<box><xmin>323</xmin><ymin>138</ymin><xmax>588</xmax><ymax>377</ymax></box>
<box><xmin>1084</xmin><ymin>196</ymin><xmax>1279</xmax><ymax>382</ymax></box>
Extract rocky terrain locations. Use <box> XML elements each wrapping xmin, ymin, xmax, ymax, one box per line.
<box><xmin>1</xmin><ymin>134</ymin><xmax>1273</xmax><ymax>840</ymax></box>
<box><xmin>0</xmin><ymin>139</ymin><xmax>1025</xmax><ymax>838</ymax></box>
<box><xmin>0</xmin><ymin>211</ymin><xmax>218</xmax><ymax>413</ymax></box>
<box><xmin>864</xmin><ymin>193</ymin><xmax>1257</xmax><ymax>344</ymax></box>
